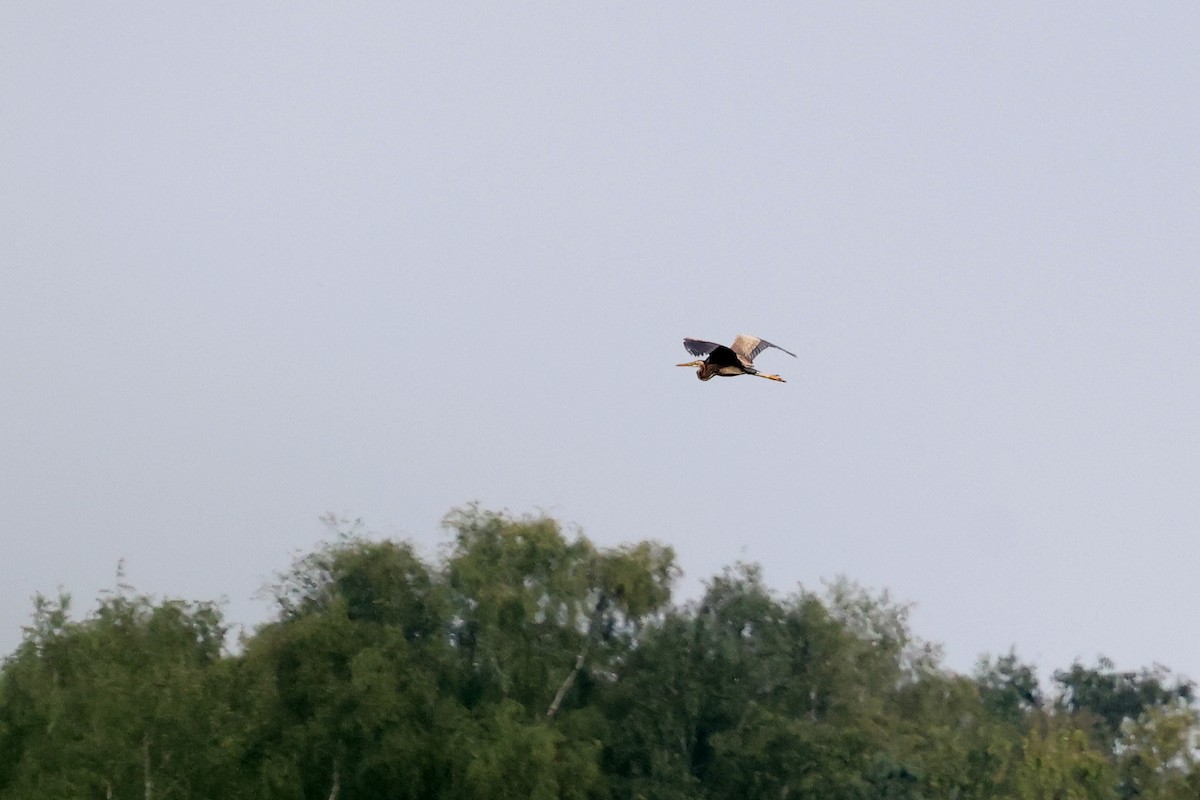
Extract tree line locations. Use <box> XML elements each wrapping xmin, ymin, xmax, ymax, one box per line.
<box><xmin>1</xmin><ymin>507</ymin><xmax>1196</xmax><ymax>799</ymax></box>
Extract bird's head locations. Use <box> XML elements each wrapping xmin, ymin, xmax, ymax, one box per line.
<box><xmin>676</xmin><ymin>360</ymin><xmax>712</xmax><ymax>380</ymax></box>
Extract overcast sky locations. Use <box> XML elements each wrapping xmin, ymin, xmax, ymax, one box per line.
<box><xmin>2</xmin><ymin>4</ymin><xmax>1197</xmax><ymax>680</ymax></box>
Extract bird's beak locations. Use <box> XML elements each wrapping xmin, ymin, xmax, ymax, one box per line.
<box><xmin>676</xmin><ymin>361</ymin><xmax>702</xmax><ymax>368</ymax></box>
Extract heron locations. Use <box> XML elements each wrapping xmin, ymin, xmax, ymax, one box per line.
<box><xmin>677</xmin><ymin>335</ymin><xmax>797</xmax><ymax>382</ymax></box>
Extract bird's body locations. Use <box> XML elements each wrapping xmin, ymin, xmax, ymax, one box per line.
<box><xmin>677</xmin><ymin>334</ymin><xmax>796</xmax><ymax>382</ymax></box>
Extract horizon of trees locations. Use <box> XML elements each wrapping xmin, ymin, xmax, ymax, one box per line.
<box><xmin>2</xmin><ymin>506</ymin><xmax>1197</xmax><ymax>799</ymax></box>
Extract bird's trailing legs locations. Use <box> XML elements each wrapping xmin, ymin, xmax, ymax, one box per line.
<box><xmin>753</xmin><ymin>372</ymin><xmax>786</xmax><ymax>382</ymax></box>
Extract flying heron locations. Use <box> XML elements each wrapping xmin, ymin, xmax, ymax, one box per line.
<box><xmin>677</xmin><ymin>335</ymin><xmax>797</xmax><ymax>382</ymax></box>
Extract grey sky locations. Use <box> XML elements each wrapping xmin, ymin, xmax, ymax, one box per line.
<box><xmin>2</xmin><ymin>5</ymin><xmax>1197</xmax><ymax>679</ymax></box>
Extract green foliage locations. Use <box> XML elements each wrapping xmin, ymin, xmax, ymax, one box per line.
<box><xmin>1</xmin><ymin>507</ymin><xmax>1198</xmax><ymax>799</ymax></box>
<box><xmin>1115</xmin><ymin>706</ymin><xmax>1200</xmax><ymax>800</ymax></box>
<box><xmin>1053</xmin><ymin>658</ymin><xmax>1194</xmax><ymax>749</ymax></box>
<box><xmin>1014</xmin><ymin>722</ymin><xmax>1115</xmax><ymax>800</ymax></box>
<box><xmin>0</xmin><ymin>588</ymin><xmax>232</xmax><ymax>799</ymax></box>
<box><xmin>976</xmin><ymin>650</ymin><xmax>1043</xmax><ymax>727</ymax></box>
<box><xmin>448</xmin><ymin>701</ymin><xmax>605</xmax><ymax>800</ymax></box>
<box><xmin>883</xmin><ymin>670</ymin><xmax>1024</xmax><ymax>799</ymax></box>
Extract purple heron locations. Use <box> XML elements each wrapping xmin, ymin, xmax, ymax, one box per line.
<box><xmin>677</xmin><ymin>335</ymin><xmax>796</xmax><ymax>383</ymax></box>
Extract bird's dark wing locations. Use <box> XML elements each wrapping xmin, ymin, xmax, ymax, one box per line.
<box><xmin>683</xmin><ymin>338</ymin><xmax>723</xmax><ymax>357</ymax></box>
<box><xmin>731</xmin><ymin>334</ymin><xmax>797</xmax><ymax>362</ymax></box>
<box><xmin>705</xmin><ymin>345</ymin><xmax>742</xmax><ymax>368</ymax></box>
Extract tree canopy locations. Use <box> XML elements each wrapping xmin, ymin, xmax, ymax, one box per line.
<box><xmin>1</xmin><ymin>507</ymin><xmax>1195</xmax><ymax>799</ymax></box>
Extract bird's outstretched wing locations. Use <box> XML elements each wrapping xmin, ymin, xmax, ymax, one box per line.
<box><xmin>683</xmin><ymin>338</ymin><xmax>723</xmax><ymax>357</ymax></box>
<box><xmin>731</xmin><ymin>334</ymin><xmax>797</xmax><ymax>362</ymax></box>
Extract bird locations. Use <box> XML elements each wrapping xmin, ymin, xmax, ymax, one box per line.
<box><xmin>677</xmin><ymin>335</ymin><xmax>797</xmax><ymax>382</ymax></box>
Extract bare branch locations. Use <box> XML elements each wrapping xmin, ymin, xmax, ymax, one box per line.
<box><xmin>546</xmin><ymin>594</ymin><xmax>609</xmax><ymax>721</ymax></box>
